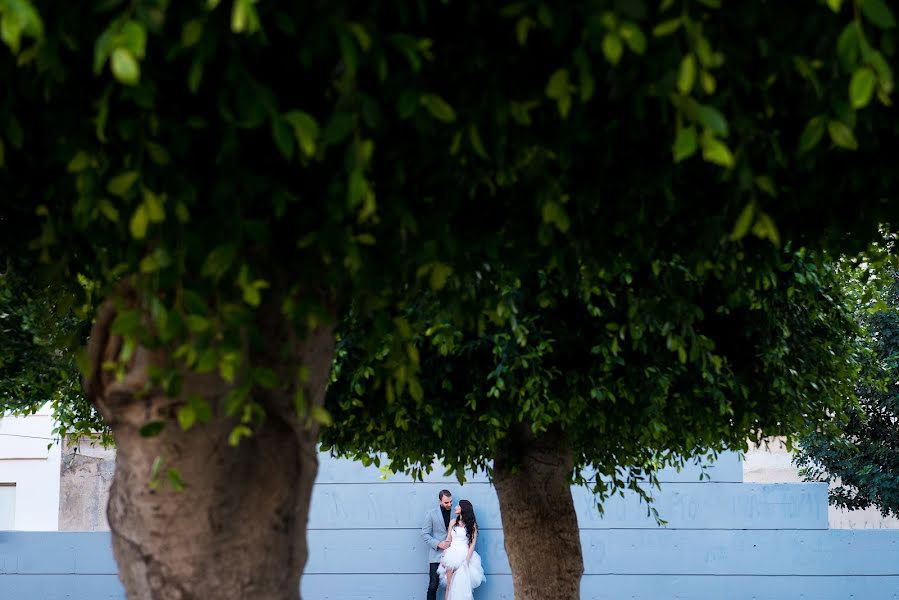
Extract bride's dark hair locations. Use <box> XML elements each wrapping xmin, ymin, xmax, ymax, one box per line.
<box><xmin>457</xmin><ymin>499</ymin><xmax>478</xmax><ymax>545</ymax></box>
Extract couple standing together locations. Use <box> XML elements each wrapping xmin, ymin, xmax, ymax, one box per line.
<box><xmin>422</xmin><ymin>490</ymin><xmax>486</xmax><ymax>600</ymax></box>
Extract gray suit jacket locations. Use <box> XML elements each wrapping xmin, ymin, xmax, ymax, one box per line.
<box><xmin>422</xmin><ymin>507</ymin><xmax>451</xmax><ymax>564</ymax></box>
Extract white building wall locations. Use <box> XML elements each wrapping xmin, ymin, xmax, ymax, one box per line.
<box><xmin>744</xmin><ymin>437</ymin><xmax>899</xmax><ymax>529</ymax></box>
<box><xmin>0</xmin><ymin>404</ymin><xmax>61</xmax><ymax>530</ymax></box>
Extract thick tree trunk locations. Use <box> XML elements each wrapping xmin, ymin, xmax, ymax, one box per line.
<box><xmin>493</xmin><ymin>427</ymin><xmax>583</xmax><ymax>600</ymax></box>
<box><xmin>85</xmin><ymin>298</ymin><xmax>335</xmax><ymax>600</ymax></box>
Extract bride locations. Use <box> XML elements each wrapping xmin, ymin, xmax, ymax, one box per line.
<box><xmin>437</xmin><ymin>499</ymin><xmax>486</xmax><ymax>600</ymax></box>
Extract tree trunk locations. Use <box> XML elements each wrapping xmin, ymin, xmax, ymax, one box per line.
<box><xmin>493</xmin><ymin>426</ymin><xmax>583</xmax><ymax>600</ymax></box>
<box><xmin>85</xmin><ymin>298</ymin><xmax>335</xmax><ymax>600</ymax></box>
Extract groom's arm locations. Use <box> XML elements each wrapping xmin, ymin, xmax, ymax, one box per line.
<box><xmin>421</xmin><ymin>512</ymin><xmax>440</xmax><ymax>550</ymax></box>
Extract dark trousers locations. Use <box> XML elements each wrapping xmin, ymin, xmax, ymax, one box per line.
<box><xmin>427</xmin><ymin>562</ymin><xmax>440</xmax><ymax>600</ymax></box>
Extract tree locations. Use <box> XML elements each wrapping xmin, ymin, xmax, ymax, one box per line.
<box><xmin>796</xmin><ymin>256</ymin><xmax>899</xmax><ymax>518</ymax></box>
<box><xmin>1</xmin><ymin>1</ymin><xmax>899</xmax><ymax>599</ymax></box>
<box><xmin>327</xmin><ymin>248</ymin><xmax>863</xmax><ymax>599</ymax></box>
<box><xmin>0</xmin><ymin>271</ymin><xmax>76</xmax><ymax>412</ymax></box>
<box><xmin>0</xmin><ymin>269</ymin><xmax>108</xmax><ymax>443</ymax></box>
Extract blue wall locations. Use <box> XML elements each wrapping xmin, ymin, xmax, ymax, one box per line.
<box><xmin>3</xmin><ymin>451</ymin><xmax>899</xmax><ymax>599</ymax></box>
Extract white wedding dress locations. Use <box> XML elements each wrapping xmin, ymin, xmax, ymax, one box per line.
<box><xmin>437</xmin><ymin>524</ymin><xmax>486</xmax><ymax>600</ymax></box>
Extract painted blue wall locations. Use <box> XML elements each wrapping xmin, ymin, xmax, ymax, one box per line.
<box><xmin>2</xmin><ymin>451</ymin><xmax>899</xmax><ymax>599</ymax></box>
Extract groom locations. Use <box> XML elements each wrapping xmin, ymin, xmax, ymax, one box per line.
<box><xmin>422</xmin><ymin>489</ymin><xmax>453</xmax><ymax>600</ymax></box>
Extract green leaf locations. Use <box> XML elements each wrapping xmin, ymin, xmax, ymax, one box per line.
<box><xmin>146</xmin><ymin>142</ymin><xmax>171</xmax><ymax>166</ymax></box>
<box><xmin>429</xmin><ymin>263</ymin><xmax>453</xmax><ymax>291</ymax></box>
<box><xmin>754</xmin><ymin>175</ymin><xmax>777</xmax><ymax>197</ymax></box>
<box><xmin>827</xmin><ymin>0</ymin><xmax>843</xmax><ymax>11</ymax></box>
<box><xmin>139</xmin><ymin>421</ymin><xmax>165</xmax><ymax>437</ymax></box>
<box><xmin>861</xmin><ymin>0</ymin><xmax>896</xmax><ymax>29</ymax></box>
<box><xmin>468</xmin><ymin>124</ymin><xmax>488</xmax><ymax>159</ymax></box>
<box><xmin>541</xmin><ymin>201</ymin><xmax>571</xmax><ymax>232</ymax></box>
<box><xmin>751</xmin><ymin>210</ymin><xmax>781</xmax><ymax>246</ymax></box>
<box><xmin>869</xmin><ymin>51</ymin><xmax>894</xmax><ymax>94</ymax></box>
<box><xmin>110</xmin><ymin>47</ymin><xmax>140</xmax><ymax>86</ymax></box>
<box><xmin>228</xmin><ymin>424</ymin><xmax>253</xmax><ymax>446</ymax></box>
<box><xmin>619</xmin><ymin>23</ymin><xmax>646</xmax><ymax>55</ymax></box>
<box><xmin>177</xmin><ymin>404</ymin><xmax>196</xmax><ymax>430</ymax></box>
<box><xmin>677</xmin><ymin>54</ymin><xmax>696</xmax><ymax>94</ymax></box>
<box><xmin>311</xmin><ymin>406</ymin><xmax>333</xmax><ymax>426</ymax></box>
<box><xmin>185</xmin><ymin>314</ymin><xmax>211</xmax><ymax>333</ymax></box>
<box><xmin>798</xmin><ymin>116</ymin><xmax>826</xmax><ymax>154</ymax></box>
<box><xmin>516</xmin><ymin>16</ymin><xmax>535</xmax><ymax>45</ymax></box>
<box><xmin>696</xmin><ymin>104</ymin><xmax>729</xmax><ymax>137</ymax></box>
<box><xmin>67</xmin><ymin>152</ymin><xmax>91</xmax><ymax>173</ymax></box>
<box><xmin>181</xmin><ymin>19</ymin><xmax>204</xmax><ymax>47</ymax></box>
<box><xmin>167</xmin><ymin>468</ymin><xmax>186</xmax><ymax>492</ymax></box>
<box><xmin>183</xmin><ymin>290</ymin><xmax>208</xmax><ymax>315</ymax></box>
<box><xmin>202</xmin><ymin>244</ymin><xmax>237</xmax><ymax>281</ymax></box>
<box><xmin>578</xmin><ymin>56</ymin><xmax>596</xmax><ymax>102</ymax></box>
<box><xmin>700</xmin><ymin>134</ymin><xmax>735</xmax><ymax>168</ymax></box>
<box><xmin>701</xmin><ymin>71</ymin><xmax>716</xmax><ymax>95</ymax></box>
<box><xmin>143</xmin><ymin>189</ymin><xmax>165</xmax><ymax>223</ymax></box>
<box><xmin>254</xmin><ymin>367</ymin><xmax>279</xmax><ymax>389</ymax></box>
<box><xmin>672</xmin><ymin>125</ymin><xmax>698</xmax><ymax>162</ymax></box>
<box><xmin>97</xmin><ymin>198</ymin><xmax>119</xmax><ymax>223</ymax></box>
<box><xmin>653</xmin><ymin>18</ymin><xmax>681</xmax><ymax>37</ymax></box>
<box><xmin>75</xmin><ymin>349</ymin><xmax>92</xmax><ymax>378</ymax></box>
<box><xmin>188</xmin><ymin>58</ymin><xmax>204</xmax><ymax>93</ymax></box>
<box><xmin>139</xmin><ymin>248</ymin><xmax>170</xmax><ymax>273</ymax></box>
<box><xmin>321</xmin><ymin>113</ymin><xmax>354</xmax><ymax>146</ymax></box>
<box><xmin>545</xmin><ymin>69</ymin><xmax>572</xmax><ymax>117</ymax></box>
<box><xmin>242</xmin><ymin>281</ymin><xmax>265</xmax><ymax>306</ymax></box>
<box><xmin>1</xmin><ymin>14</ymin><xmax>23</xmax><ymax>54</ymax></box>
<box><xmin>828</xmin><ymin>120</ymin><xmax>859</xmax><ymax>150</ymax></box>
<box><xmin>150</xmin><ymin>456</ymin><xmax>164</xmax><ymax>483</ymax></box>
<box><xmin>348</xmin><ymin>23</ymin><xmax>371</xmax><ymax>51</ymax></box>
<box><xmin>6</xmin><ymin>115</ymin><xmax>22</xmax><ymax>149</ymax></box>
<box><xmin>420</xmin><ymin>94</ymin><xmax>457</xmax><ymax>123</ymax></box>
<box><xmin>271</xmin><ymin>115</ymin><xmax>294</xmax><ymax>161</ymax></box>
<box><xmin>849</xmin><ymin>67</ymin><xmax>877</xmax><ymax>108</ymax></box>
<box><xmin>189</xmin><ymin>394</ymin><xmax>213</xmax><ymax>423</ymax></box>
<box><xmin>121</xmin><ymin>21</ymin><xmax>147</xmax><ymax>59</ymax></box>
<box><xmin>175</xmin><ymin>202</ymin><xmax>190</xmax><ymax>223</ymax></box>
<box><xmin>107</xmin><ymin>171</ymin><xmax>139</xmax><ymax>196</ymax></box>
<box><xmin>129</xmin><ymin>204</ymin><xmax>149</xmax><ymax>239</ymax></box>
<box><xmin>730</xmin><ymin>201</ymin><xmax>756</xmax><ymax>240</ymax></box>
<box><xmin>284</xmin><ymin>111</ymin><xmax>319</xmax><ymax>158</ymax></box>
<box><xmin>396</xmin><ymin>91</ymin><xmax>419</xmax><ymax>119</ymax></box>
<box><xmin>546</xmin><ymin>68</ymin><xmax>570</xmax><ymax>99</ymax></box>
<box><xmin>111</xmin><ymin>309</ymin><xmax>142</xmax><ymax>336</ymax></box>
<box><xmin>408</xmin><ymin>378</ymin><xmax>424</xmax><ymax>402</ymax></box>
<box><xmin>231</xmin><ymin>0</ymin><xmax>259</xmax><ymax>33</ymax></box>
<box><xmin>837</xmin><ymin>23</ymin><xmax>860</xmax><ymax>69</ymax></box>
<box><xmin>602</xmin><ymin>33</ymin><xmax>623</xmax><ymax>65</ymax></box>
<box><xmin>196</xmin><ymin>347</ymin><xmax>218</xmax><ymax>373</ymax></box>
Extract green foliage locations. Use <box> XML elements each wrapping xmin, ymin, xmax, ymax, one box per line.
<box><xmin>0</xmin><ymin>272</ymin><xmax>73</xmax><ymax>411</ymax></box>
<box><xmin>0</xmin><ymin>0</ymin><xmax>897</xmax><ymax>468</ymax></box>
<box><xmin>327</xmin><ymin>248</ymin><xmax>862</xmax><ymax>505</ymax></box>
<box><xmin>0</xmin><ymin>270</ymin><xmax>109</xmax><ymax>444</ymax></box>
<box><xmin>797</xmin><ymin>250</ymin><xmax>899</xmax><ymax>518</ymax></box>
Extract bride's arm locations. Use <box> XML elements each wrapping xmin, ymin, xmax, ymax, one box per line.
<box><xmin>466</xmin><ymin>528</ymin><xmax>478</xmax><ymax>563</ymax></box>
<box><xmin>444</xmin><ymin>518</ymin><xmax>456</xmax><ymax>543</ymax></box>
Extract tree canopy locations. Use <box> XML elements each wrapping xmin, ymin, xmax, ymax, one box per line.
<box><xmin>797</xmin><ymin>254</ymin><xmax>899</xmax><ymax>519</ymax></box>
<box><xmin>1</xmin><ymin>0</ymin><xmax>899</xmax><ymax>598</ymax></box>
<box><xmin>1</xmin><ymin>0</ymin><xmax>897</xmax><ymax>440</ymax></box>
<box><xmin>0</xmin><ymin>269</ymin><xmax>107</xmax><ymax>442</ymax></box>
<box><xmin>327</xmin><ymin>245</ymin><xmax>862</xmax><ymax>499</ymax></box>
